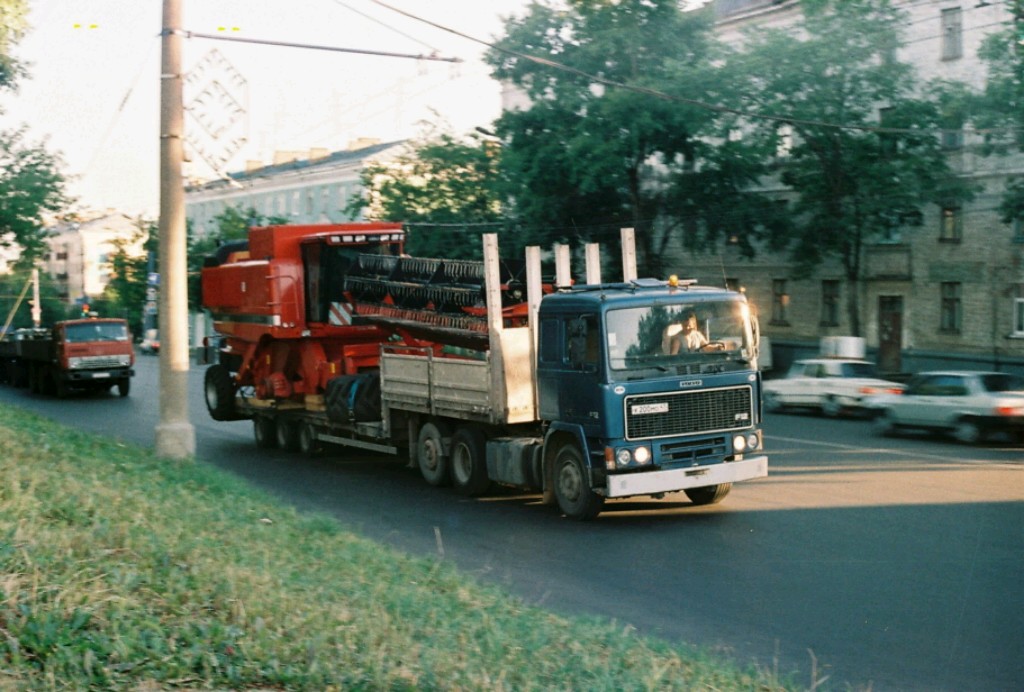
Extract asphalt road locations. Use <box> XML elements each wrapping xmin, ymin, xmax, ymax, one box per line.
<box><xmin>2</xmin><ymin>356</ymin><xmax>1021</xmax><ymax>691</ymax></box>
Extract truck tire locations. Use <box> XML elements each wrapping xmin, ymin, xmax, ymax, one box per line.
<box><xmin>275</xmin><ymin>418</ymin><xmax>300</xmax><ymax>451</ymax></box>
<box><xmin>116</xmin><ymin>378</ymin><xmax>130</xmax><ymax>397</ymax></box>
<box><xmin>204</xmin><ymin>365</ymin><xmax>236</xmax><ymax>420</ymax></box>
<box><xmin>54</xmin><ymin>374</ymin><xmax>69</xmax><ymax>399</ymax></box>
<box><xmin>298</xmin><ymin>421</ymin><xmax>322</xmax><ymax>455</ymax></box>
<box><xmin>685</xmin><ymin>483</ymin><xmax>732</xmax><ymax>506</ymax></box>
<box><xmin>451</xmin><ymin>425</ymin><xmax>490</xmax><ymax>496</ymax></box>
<box><xmin>254</xmin><ymin>417</ymin><xmax>276</xmax><ymax>449</ymax></box>
<box><xmin>417</xmin><ymin>421</ymin><xmax>451</xmax><ymax>486</ymax></box>
<box><xmin>553</xmin><ymin>443</ymin><xmax>604</xmax><ymax>520</ymax></box>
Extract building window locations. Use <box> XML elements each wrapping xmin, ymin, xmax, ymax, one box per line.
<box><xmin>1014</xmin><ymin>217</ymin><xmax>1024</xmax><ymax>243</ymax></box>
<box><xmin>941</xmin><ymin>127</ymin><xmax>964</xmax><ymax>150</ymax></box>
<box><xmin>940</xmin><ymin>282</ymin><xmax>962</xmax><ymax>334</ymax></box>
<box><xmin>1014</xmin><ymin>297</ymin><xmax>1024</xmax><ymax>336</ymax></box>
<box><xmin>771</xmin><ymin>279</ymin><xmax>789</xmax><ymax>325</ymax></box>
<box><xmin>821</xmin><ymin>280</ymin><xmax>840</xmax><ymax>327</ymax></box>
<box><xmin>940</xmin><ymin>206</ymin><xmax>962</xmax><ymax>242</ymax></box>
<box><xmin>941</xmin><ymin>8</ymin><xmax>962</xmax><ymax>61</ymax></box>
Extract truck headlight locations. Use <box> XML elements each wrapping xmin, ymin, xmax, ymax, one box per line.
<box><xmin>733</xmin><ymin>434</ymin><xmax>747</xmax><ymax>452</ymax></box>
<box><xmin>609</xmin><ymin>446</ymin><xmax>652</xmax><ymax>469</ymax></box>
<box><xmin>68</xmin><ymin>357</ymin><xmax>83</xmax><ymax>369</ymax></box>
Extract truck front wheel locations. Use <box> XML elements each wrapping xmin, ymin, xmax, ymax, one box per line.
<box><xmin>204</xmin><ymin>365</ymin><xmax>236</xmax><ymax>420</ymax></box>
<box><xmin>450</xmin><ymin>425</ymin><xmax>489</xmax><ymax>496</ymax></box>
<box><xmin>553</xmin><ymin>444</ymin><xmax>604</xmax><ymax>521</ymax></box>
<box><xmin>685</xmin><ymin>484</ymin><xmax>732</xmax><ymax>506</ymax></box>
<box><xmin>116</xmin><ymin>378</ymin><xmax>130</xmax><ymax>397</ymax></box>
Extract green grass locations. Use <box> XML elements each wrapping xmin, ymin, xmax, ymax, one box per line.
<box><xmin>0</xmin><ymin>403</ymin><xmax>796</xmax><ymax>690</ymax></box>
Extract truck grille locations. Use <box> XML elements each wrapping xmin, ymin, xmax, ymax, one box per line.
<box><xmin>74</xmin><ymin>355</ymin><xmax>129</xmax><ymax>369</ymax></box>
<box><xmin>625</xmin><ymin>386</ymin><xmax>753</xmax><ymax>440</ymax></box>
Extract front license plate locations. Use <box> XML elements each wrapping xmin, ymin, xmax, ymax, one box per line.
<box><xmin>631</xmin><ymin>402</ymin><xmax>669</xmax><ymax>415</ymax></box>
<box><xmin>92</xmin><ymin>372</ymin><xmax>110</xmax><ymax>379</ymax></box>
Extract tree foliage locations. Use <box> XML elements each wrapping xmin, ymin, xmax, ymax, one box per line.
<box><xmin>0</xmin><ymin>1</ymin><xmax>70</xmax><ymax>267</ymax></box>
<box><xmin>973</xmin><ymin>3</ymin><xmax>1024</xmax><ymax>225</ymax></box>
<box><xmin>0</xmin><ymin>0</ymin><xmax>28</xmax><ymax>94</ymax></box>
<box><xmin>90</xmin><ymin>219</ymin><xmax>157</xmax><ymax>337</ymax></box>
<box><xmin>487</xmin><ymin>0</ymin><xmax>771</xmax><ymax>273</ymax></box>
<box><xmin>348</xmin><ymin>129</ymin><xmax>504</xmax><ymax>259</ymax></box>
<box><xmin>722</xmin><ymin>0</ymin><xmax>974</xmax><ymax>334</ymax></box>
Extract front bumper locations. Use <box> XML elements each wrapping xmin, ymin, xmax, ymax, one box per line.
<box><xmin>605</xmin><ymin>455</ymin><xmax>767</xmax><ymax>498</ymax></box>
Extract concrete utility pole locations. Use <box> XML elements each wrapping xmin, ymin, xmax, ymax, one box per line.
<box><xmin>156</xmin><ymin>0</ymin><xmax>196</xmax><ymax>459</ymax></box>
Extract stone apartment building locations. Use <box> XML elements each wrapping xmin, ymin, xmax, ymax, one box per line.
<box><xmin>185</xmin><ymin>139</ymin><xmax>403</xmax><ymax>238</ymax></box>
<box><xmin>673</xmin><ymin>0</ymin><xmax>1024</xmax><ymax>376</ymax></box>
<box><xmin>43</xmin><ymin>211</ymin><xmax>144</xmax><ymax>306</ymax></box>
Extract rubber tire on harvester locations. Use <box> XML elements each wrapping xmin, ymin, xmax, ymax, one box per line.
<box><xmin>204</xmin><ymin>364</ymin><xmax>236</xmax><ymax>420</ymax></box>
<box><xmin>450</xmin><ymin>425</ymin><xmax>490</xmax><ymax>496</ymax></box>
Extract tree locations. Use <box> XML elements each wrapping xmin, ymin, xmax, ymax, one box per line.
<box><xmin>973</xmin><ymin>1</ymin><xmax>1024</xmax><ymax>227</ymax></box>
<box><xmin>0</xmin><ymin>0</ymin><xmax>28</xmax><ymax>93</ymax></box>
<box><xmin>348</xmin><ymin>127</ymin><xmax>504</xmax><ymax>259</ymax></box>
<box><xmin>0</xmin><ymin>1</ymin><xmax>70</xmax><ymax>267</ymax></box>
<box><xmin>92</xmin><ymin>218</ymin><xmax>156</xmax><ymax>337</ymax></box>
<box><xmin>723</xmin><ymin>0</ymin><xmax>975</xmax><ymax>335</ymax></box>
<box><xmin>486</xmin><ymin>0</ymin><xmax>777</xmax><ymax>274</ymax></box>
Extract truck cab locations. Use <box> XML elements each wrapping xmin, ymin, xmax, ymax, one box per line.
<box><xmin>535</xmin><ymin>280</ymin><xmax>766</xmax><ymax>518</ymax></box>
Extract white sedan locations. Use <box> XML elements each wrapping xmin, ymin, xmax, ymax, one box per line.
<box><xmin>870</xmin><ymin>370</ymin><xmax>1024</xmax><ymax>444</ymax></box>
<box><xmin>763</xmin><ymin>358</ymin><xmax>905</xmax><ymax>417</ymax></box>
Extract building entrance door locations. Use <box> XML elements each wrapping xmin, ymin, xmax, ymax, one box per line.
<box><xmin>878</xmin><ymin>296</ymin><xmax>903</xmax><ymax>375</ymax></box>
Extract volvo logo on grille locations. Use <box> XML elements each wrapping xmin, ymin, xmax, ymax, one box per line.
<box><xmin>678</xmin><ymin>380</ymin><xmax>703</xmax><ymax>388</ymax></box>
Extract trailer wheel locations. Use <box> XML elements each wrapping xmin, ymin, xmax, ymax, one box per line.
<box><xmin>116</xmin><ymin>378</ymin><xmax>130</xmax><ymax>398</ymax></box>
<box><xmin>275</xmin><ymin>418</ymin><xmax>300</xmax><ymax>451</ymax></box>
<box><xmin>553</xmin><ymin>444</ymin><xmax>604</xmax><ymax>521</ymax></box>
<box><xmin>254</xmin><ymin>417</ymin><xmax>276</xmax><ymax>449</ymax></box>
<box><xmin>417</xmin><ymin>421</ymin><xmax>451</xmax><ymax>486</ymax></box>
<box><xmin>451</xmin><ymin>425</ymin><xmax>490</xmax><ymax>496</ymax></box>
<box><xmin>684</xmin><ymin>483</ymin><xmax>732</xmax><ymax>506</ymax></box>
<box><xmin>204</xmin><ymin>364</ymin><xmax>236</xmax><ymax>420</ymax></box>
<box><xmin>298</xmin><ymin>421</ymin><xmax>322</xmax><ymax>455</ymax></box>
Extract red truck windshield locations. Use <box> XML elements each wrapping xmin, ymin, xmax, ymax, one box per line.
<box><xmin>64</xmin><ymin>322</ymin><xmax>129</xmax><ymax>343</ymax></box>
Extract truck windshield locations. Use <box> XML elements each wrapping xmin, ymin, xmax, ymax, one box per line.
<box><xmin>65</xmin><ymin>322</ymin><xmax>129</xmax><ymax>343</ymax></box>
<box><xmin>605</xmin><ymin>300</ymin><xmax>753</xmax><ymax>377</ymax></box>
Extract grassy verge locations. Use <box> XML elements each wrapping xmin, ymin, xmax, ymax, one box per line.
<box><xmin>0</xmin><ymin>403</ymin><xmax>792</xmax><ymax>690</ymax></box>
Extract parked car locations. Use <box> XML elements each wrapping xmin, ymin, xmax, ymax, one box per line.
<box><xmin>869</xmin><ymin>370</ymin><xmax>1024</xmax><ymax>444</ymax></box>
<box><xmin>139</xmin><ymin>328</ymin><xmax>160</xmax><ymax>355</ymax></box>
<box><xmin>763</xmin><ymin>358</ymin><xmax>904</xmax><ymax>417</ymax></box>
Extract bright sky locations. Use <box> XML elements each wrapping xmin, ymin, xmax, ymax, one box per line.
<box><xmin>0</xmin><ymin>0</ymin><xmax>534</xmax><ymax>217</ymax></box>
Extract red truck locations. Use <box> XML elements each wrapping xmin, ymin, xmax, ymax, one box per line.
<box><xmin>0</xmin><ymin>318</ymin><xmax>135</xmax><ymax>398</ymax></box>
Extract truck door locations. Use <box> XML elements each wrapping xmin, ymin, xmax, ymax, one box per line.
<box><xmin>537</xmin><ymin>314</ymin><xmax>604</xmax><ymax>431</ymax></box>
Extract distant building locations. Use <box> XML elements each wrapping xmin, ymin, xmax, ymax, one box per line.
<box><xmin>43</xmin><ymin>212</ymin><xmax>144</xmax><ymax>305</ymax></box>
<box><xmin>668</xmin><ymin>0</ymin><xmax>1024</xmax><ymax>375</ymax></box>
<box><xmin>185</xmin><ymin>139</ymin><xmax>404</xmax><ymax>238</ymax></box>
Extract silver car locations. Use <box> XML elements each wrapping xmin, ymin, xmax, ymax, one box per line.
<box><xmin>871</xmin><ymin>371</ymin><xmax>1024</xmax><ymax>444</ymax></box>
<box><xmin>763</xmin><ymin>358</ymin><xmax>904</xmax><ymax>417</ymax></box>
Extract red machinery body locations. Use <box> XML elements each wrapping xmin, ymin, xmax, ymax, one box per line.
<box><xmin>201</xmin><ymin>222</ymin><xmax>526</xmax><ymax>404</ymax></box>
